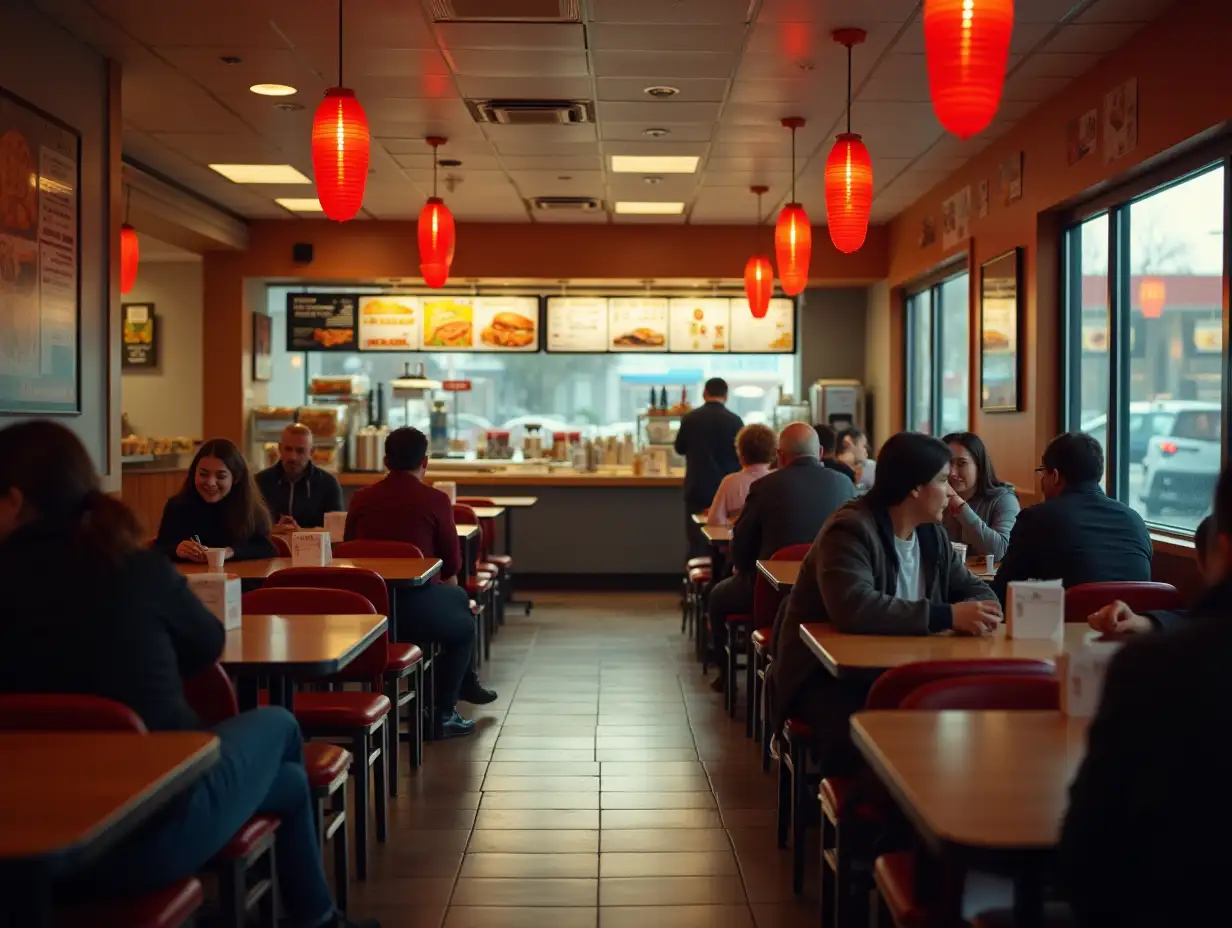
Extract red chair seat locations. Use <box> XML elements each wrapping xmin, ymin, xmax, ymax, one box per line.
<box><xmin>686</xmin><ymin>556</ymin><xmax>711</xmax><ymax>570</ymax></box>
<box><xmin>293</xmin><ymin>691</ymin><xmax>391</xmax><ymax>727</ymax></box>
<box><xmin>60</xmin><ymin>877</ymin><xmax>204</xmax><ymax>928</ymax></box>
<box><xmin>467</xmin><ymin>576</ymin><xmax>494</xmax><ymax>595</ymax></box>
<box><xmin>875</xmin><ymin>851</ymin><xmax>932</xmax><ymax>928</ymax></box>
<box><xmin>386</xmin><ymin>643</ymin><xmax>424</xmax><ymax>671</ymax></box>
<box><xmin>487</xmin><ymin>554</ymin><xmax>513</xmax><ymax>568</ymax></box>
<box><xmin>821</xmin><ymin>776</ymin><xmax>886</xmax><ymax>823</ymax></box>
<box><xmin>784</xmin><ymin>717</ymin><xmax>813</xmax><ymax>740</ymax></box>
<box><xmin>479</xmin><ymin>562</ymin><xmax>502</xmax><ymax>575</ymax></box>
<box><xmin>688</xmin><ymin>567</ymin><xmax>711</xmax><ymax>584</ymax></box>
<box><xmin>215</xmin><ymin>814</ymin><xmax>279</xmax><ymax>860</ymax></box>
<box><xmin>726</xmin><ymin>612</ymin><xmax>753</xmax><ymax>626</ymax></box>
<box><xmin>303</xmin><ymin>742</ymin><xmax>352</xmax><ymax>788</ymax></box>
<box><xmin>751</xmin><ymin>627</ymin><xmax>771</xmax><ymax>649</ymax></box>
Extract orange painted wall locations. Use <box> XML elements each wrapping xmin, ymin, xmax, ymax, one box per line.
<box><xmin>883</xmin><ymin>0</ymin><xmax>1232</xmax><ymax>493</ymax></box>
<box><xmin>203</xmin><ymin>221</ymin><xmax>890</xmax><ymax>442</ymax></box>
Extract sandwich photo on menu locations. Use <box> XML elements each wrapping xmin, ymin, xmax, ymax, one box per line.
<box><xmin>424</xmin><ymin>300</ymin><xmax>474</xmax><ymax>348</ymax></box>
<box><xmin>482</xmin><ymin>311</ymin><xmax>536</xmax><ymax>348</ymax></box>
<box><xmin>613</xmin><ymin>328</ymin><xmax>665</xmax><ymax>348</ymax></box>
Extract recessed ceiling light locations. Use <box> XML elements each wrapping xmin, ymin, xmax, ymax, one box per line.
<box><xmin>610</xmin><ymin>155</ymin><xmax>699</xmax><ymax>174</ymax></box>
<box><xmin>209</xmin><ymin>164</ymin><xmax>312</xmax><ymax>184</ymax></box>
<box><xmin>272</xmin><ymin>101</ymin><xmax>304</xmax><ymax>112</ymax></box>
<box><xmin>250</xmin><ymin>83</ymin><xmax>298</xmax><ymax>96</ymax></box>
<box><xmin>275</xmin><ymin>197</ymin><xmax>325</xmax><ymax>213</ymax></box>
<box><xmin>614</xmin><ymin>201</ymin><xmax>684</xmax><ymax>215</ymax></box>
<box><xmin>643</xmin><ymin>127</ymin><xmax>670</xmax><ymax>138</ymax></box>
<box><xmin>643</xmin><ymin>175</ymin><xmax>663</xmax><ymax>185</ymax></box>
<box><xmin>644</xmin><ymin>85</ymin><xmax>680</xmax><ymax>98</ymax></box>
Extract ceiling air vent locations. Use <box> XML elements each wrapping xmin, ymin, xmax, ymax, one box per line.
<box><xmin>468</xmin><ymin>99</ymin><xmax>593</xmax><ymax>126</ymax></box>
<box><xmin>530</xmin><ymin>196</ymin><xmax>602</xmax><ymax>212</ymax></box>
<box><xmin>426</xmin><ymin>0</ymin><xmax>580</xmax><ymax>22</ymax></box>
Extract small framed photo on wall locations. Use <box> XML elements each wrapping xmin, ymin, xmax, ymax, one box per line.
<box><xmin>979</xmin><ymin>248</ymin><xmax>1023</xmax><ymax>412</ymax></box>
<box><xmin>253</xmin><ymin>312</ymin><xmax>273</xmax><ymax>382</ymax></box>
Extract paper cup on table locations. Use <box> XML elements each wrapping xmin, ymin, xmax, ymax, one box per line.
<box><xmin>436</xmin><ymin>481</ymin><xmax>457</xmax><ymax>504</ymax></box>
<box><xmin>324</xmin><ymin>511</ymin><xmax>347</xmax><ymax>543</ymax></box>
<box><xmin>205</xmin><ymin>547</ymin><xmax>227</xmax><ymax>572</ymax></box>
<box><xmin>951</xmin><ymin>542</ymin><xmax>967</xmax><ymax>563</ymax></box>
<box><xmin>985</xmin><ymin>554</ymin><xmax>996</xmax><ymax>574</ymax></box>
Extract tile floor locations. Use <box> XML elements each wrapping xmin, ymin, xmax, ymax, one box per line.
<box><xmin>345</xmin><ymin>592</ymin><xmax>821</xmax><ymax>927</ymax></box>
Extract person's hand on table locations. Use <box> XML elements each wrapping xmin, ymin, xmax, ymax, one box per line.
<box><xmin>951</xmin><ymin>600</ymin><xmax>1002</xmax><ymax>636</ymax></box>
<box><xmin>1088</xmin><ymin>600</ymin><xmax>1153</xmax><ymax>635</ymax></box>
<box><xmin>176</xmin><ymin>539</ymin><xmax>207</xmax><ymax>562</ymax></box>
<box><xmin>274</xmin><ymin>515</ymin><xmax>299</xmax><ymax>533</ymax></box>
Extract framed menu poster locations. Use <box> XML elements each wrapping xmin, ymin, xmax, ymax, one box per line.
<box><xmin>669</xmin><ymin>298</ymin><xmax>730</xmax><ymax>353</ymax></box>
<box><xmin>473</xmin><ymin>296</ymin><xmax>539</xmax><ymax>351</ymax></box>
<box><xmin>286</xmin><ymin>293</ymin><xmax>357</xmax><ymax>351</ymax></box>
<box><xmin>121</xmin><ymin>303</ymin><xmax>157</xmax><ymax>368</ymax></box>
<box><xmin>980</xmin><ymin>248</ymin><xmax>1023</xmax><ymax>412</ymax></box>
<box><xmin>608</xmin><ymin>297</ymin><xmax>668</xmax><ymax>352</ymax></box>
<box><xmin>421</xmin><ymin>296</ymin><xmax>475</xmax><ymax>350</ymax></box>
<box><xmin>546</xmin><ymin>297</ymin><xmax>608</xmax><ymax>352</ymax></box>
<box><xmin>0</xmin><ymin>89</ymin><xmax>81</xmax><ymax>414</ymax></box>
<box><xmin>358</xmin><ymin>295</ymin><xmax>420</xmax><ymax>351</ymax></box>
<box><xmin>728</xmin><ymin>297</ymin><xmax>795</xmax><ymax>353</ymax></box>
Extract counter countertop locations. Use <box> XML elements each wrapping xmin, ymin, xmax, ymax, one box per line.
<box><xmin>339</xmin><ymin>469</ymin><xmax>684</xmax><ymax>488</ymax></box>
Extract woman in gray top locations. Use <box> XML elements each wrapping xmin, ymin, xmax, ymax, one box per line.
<box><xmin>941</xmin><ymin>431</ymin><xmax>1020</xmax><ymax>559</ymax></box>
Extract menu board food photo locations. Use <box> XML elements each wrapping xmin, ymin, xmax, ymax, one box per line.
<box><xmin>358</xmin><ymin>295</ymin><xmax>420</xmax><ymax>351</ymax></box>
<box><xmin>727</xmin><ymin>297</ymin><xmax>795</xmax><ymax>353</ymax></box>
<box><xmin>287</xmin><ymin>294</ymin><xmax>357</xmax><ymax>351</ymax></box>
<box><xmin>609</xmin><ymin>297</ymin><xmax>668</xmax><ymax>352</ymax></box>
<box><xmin>475</xmin><ymin>296</ymin><xmax>539</xmax><ymax>351</ymax></box>
<box><xmin>121</xmin><ymin>303</ymin><xmax>157</xmax><ymax>368</ymax></box>
<box><xmin>669</xmin><ymin>298</ymin><xmax>730</xmax><ymax>353</ymax></box>
<box><xmin>422</xmin><ymin>297</ymin><xmax>475</xmax><ymax>349</ymax></box>
<box><xmin>546</xmin><ymin>297</ymin><xmax>608</xmax><ymax>352</ymax></box>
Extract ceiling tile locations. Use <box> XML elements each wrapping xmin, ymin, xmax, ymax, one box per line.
<box><xmin>152</xmin><ymin>47</ymin><xmax>325</xmax><ymax>97</ymax></box>
<box><xmin>597</xmin><ymin>101</ymin><xmax>721</xmax><ymax>124</ymax></box>
<box><xmin>1075</xmin><ymin>0</ymin><xmax>1178</xmax><ymax>23</ymax></box>
<box><xmin>598</xmin><ymin>140</ymin><xmax>709</xmax><ymax>158</ymax></box>
<box><xmin>389</xmin><ymin>150</ymin><xmax>501</xmax><ymax>171</ymax></box>
<box><xmin>343</xmin><ymin>48</ymin><xmax>453</xmax><ymax>78</ymax></box>
<box><xmin>606</xmin><ymin>174</ymin><xmax>700</xmax><ymax>197</ymax></box>
<box><xmin>591</xmin><ymin>50</ymin><xmax>740</xmax><ymax>79</ymax></box>
<box><xmin>857</xmin><ymin>54</ymin><xmax>931</xmax><ymax>103</ymax></box>
<box><xmin>756</xmin><ymin>0</ymin><xmax>920</xmax><ymax>22</ymax></box>
<box><xmin>589</xmin><ymin>0</ymin><xmax>754</xmax><ymax>24</ymax></box>
<box><xmin>268</xmin><ymin>0</ymin><xmax>438</xmax><ymax>50</ymax></box>
<box><xmin>455</xmin><ymin>76</ymin><xmax>594</xmax><ymax>99</ymax></box>
<box><xmin>508</xmin><ymin>171</ymin><xmax>606</xmax><ymax>195</ymax></box>
<box><xmin>1001</xmin><ymin>72</ymin><xmax>1073</xmax><ymax>103</ymax></box>
<box><xmin>501</xmin><ymin>154</ymin><xmax>605</xmax><ymax>171</ymax></box>
<box><xmin>612</xmin><ymin>212</ymin><xmax>687</xmax><ymax>223</ymax></box>
<box><xmin>445</xmin><ymin>48</ymin><xmax>590</xmax><ymax>77</ymax></box>
<box><xmin>596</xmin><ymin>77</ymin><xmax>730</xmax><ymax>102</ymax></box>
<box><xmin>482</xmin><ymin>123</ymin><xmax>598</xmax><ymax>144</ymax></box>
<box><xmin>588</xmin><ymin>23</ymin><xmax>748</xmax><ymax>52</ymax></box>
<box><xmin>1045</xmin><ymin>22</ymin><xmax>1145</xmax><ymax>55</ymax></box>
<box><xmin>150</xmin><ymin>132</ymin><xmax>286</xmax><ymax>164</ymax></box>
<box><xmin>531</xmin><ymin>209</ymin><xmax>610</xmax><ymax>223</ymax></box>
<box><xmin>601</xmin><ymin>123</ymin><xmax>715</xmax><ymax>143</ymax></box>
<box><xmin>727</xmin><ymin>78</ymin><xmax>826</xmax><ymax>105</ymax></box>
<box><xmin>435</xmin><ymin>22</ymin><xmax>585</xmax><ymax>50</ymax></box>
<box><xmin>892</xmin><ymin>22</ymin><xmax>1054</xmax><ymax>55</ymax></box>
<box><xmin>700</xmin><ymin>171</ymin><xmax>791</xmax><ymax>190</ymax></box>
<box><xmin>490</xmin><ymin>137</ymin><xmax>602</xmax><ymax>156</ymax></box>
<box><xmin>1011</xmin><ymin>51</ymin><xmax>1104</xmax><ymax>81</ymax></box>
<box><xmin>361</xmin><ymin>96</ymin><xmax>475</xmax><ymax>125</ymax></box>
<box><xmin>704</xmin><ymin>156</ymin><xmax>794</xmax><ymax>173</ymax></box>
<box><xmin>86</xmin><ymin>0</ymin><xmax>290</xmax><ymax>47</ymax></box>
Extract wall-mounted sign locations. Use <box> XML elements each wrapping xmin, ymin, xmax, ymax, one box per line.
<box><xmin>728</xmin><ymin>297</ymin><xmax>794</xmax><ymax>353</ymax></box>
<box><xmin>121</xmin><ymin>302</ymin><xmax>157</xmax><ymax>368</ymax></box>
<box><xmin>669</xmin><ymin>298</ymin><xmax>730</xmax><ymax>353</ymax></box>
<box><xmin>546</xmin><ymin>297</ymin><xmax>608</xmax><ymax>352</ymax></box>
<box><xmin>358</xmin><ymin>295</ymin><xmax>420</xmax><ymax>350</ymax></box>
<box><xmin>442</xmin><ymin>380</ymin><xmax>472</xmax><ymax>392</ymax></box>
<box><xmin>287</xmin><ymin>293</ymin><xmax>357</xmax><ymax>351</ymax></box>
<box><xmin>608</xmin><ymin>298</ymin><xmax>669</xmax><ymax>352</ymax></box>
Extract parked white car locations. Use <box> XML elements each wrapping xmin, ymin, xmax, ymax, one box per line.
<box><xmin>1139</xmin><ymin>403</ymin><xmax>1221</xmax><ymax>521</ymax></box>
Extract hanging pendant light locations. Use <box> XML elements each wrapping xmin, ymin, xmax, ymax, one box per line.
<box><xmin>418</xmin><ymin>137</ymin><xmax>456</xmax><ymax>288</ymax></box>
<box><xmin>774</xmin><ymin>117</ymin><xmax>811</xmax><ymax>297</ymax></box>
<box><xmin>924</xmin><ymin>0</ymin><xmax>1015</xmax><ymax>140</ymax></box>
<box><xmin>120</xmin><ymin>187</ymin><xmax>138</xmax><ymax>294</ymax></box>
<box><xmin>311</xmin><ymin>0</ymin><xmax>370</xmax><ymax>221</ymax></box>
<box><xmin>825</xmin><ymin>29</ymin><xmax>874</xmax><ymax>254</ymax></box>
<box><xmin>743</xmin><ymin>185</ymin><xmax>773</xmax><ymax>318</ymax></box>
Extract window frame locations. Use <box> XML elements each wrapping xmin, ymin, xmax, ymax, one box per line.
<box><xmin>1061</xmin><ymin>140</ymin><xmax>1232</xmax><ymax>538</ymax></box>
<box><xmin>904</xmin><ymin>259</ymin><xmax>970</xmax><ymax>436</ymax></box>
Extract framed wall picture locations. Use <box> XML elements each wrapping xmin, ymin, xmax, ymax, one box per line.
<box><xmin>252</xmin><ymin>312</ymin><xmax>272</xmax><ymax>381</ymax></box>
<box><xmin>121</xmin><ymin>303</ymin><xmax>157</xmax><ymax>368</ymax></box>
<box><xmin>980</xmin><ymin>248</ymin><xmax>1024</xmax><ymax>413</ymax></box>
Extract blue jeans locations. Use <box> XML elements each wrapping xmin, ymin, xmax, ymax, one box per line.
<box><xmin>77</xmin><ymin>708</ymin><xmax>335</xmax><ymax>928</ymax></box>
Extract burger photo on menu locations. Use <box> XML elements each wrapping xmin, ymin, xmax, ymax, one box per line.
<box><xmin>481</xmin><ymin>311</ymin><xmax>536</xmax><ymax>349</ymax></box>
<box><xmin>423</xmin><ymin>299</ymin><xmax>474</xmax><ymax>349</ymax></box>
<box><xmin>612</xmin><ymin>328</ymin><xmax>666</xmax><ymax>348</ymax></box>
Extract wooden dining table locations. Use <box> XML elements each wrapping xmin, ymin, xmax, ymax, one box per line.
<box><xmin>461</xmin><ymin>497</ymin><xmax>536</xmax><ymax>613</ymax></box>
<box><xmin>851</xmin><ymin>710</ymin><xmax>1089</xmax><ymax>926</ymax></box>
<box><xmin>701</xmin><ymin>524</ymin><xmax>732</xmax><ymax>543</ymax></box>
<box><xmin>467</xmin><ymin>506</ymin><xmax>506</xmax><ymax>521</ymax></box>
<box><xmin>177</xmin><ymin>556</ymin><xmax>442</xmax><ymax>588</ymax></box>
<box><xmin>0</xmin><ymin>731</ymin><xmax>220</xmax><ymax>927</ymax></box>
<box><xmin>756</xmin><ymin>558</ymin><xmax>801</xmax><ymax>591</ymax></box>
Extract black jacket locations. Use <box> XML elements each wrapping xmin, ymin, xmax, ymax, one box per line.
<box><xmin>674</xmin><ymin>401</ymin><xmax>743</xmax><ymax>511</ymax></box>
<box><xmin>822</xmin><ymin>457</ymin><xmax>858</xmax><ymax>483</ymax></box>
<box><xmin>0</xmin><ymin>525</ymin><xmax>225</xmax><ymax>731</ymax></box>
<box><xmin>1059</xmin><ymin>578</ymin><xmax>1232</xmax><ymax>927</ymax></box>
<box><xmin>991</xmin><ymin>482</ymin><xmax>1151</xmax><ymax>602</ymax></box>
<box><xmin>256</xmin><ymin>461</ymin><xmax>343</xmax><ymax>530</ymax></box>
<box><xmin>730</xmin><ymin>456</ymin><xmax>856</xmax><ymax>574</ymax></box>
<box><xmin>154</xmin><ymin>493</ymin><xmax>277</xmax><ymax>562</ymax></box>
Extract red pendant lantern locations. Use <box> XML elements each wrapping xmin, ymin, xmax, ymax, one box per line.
<box><xmin>744</xmin><ymin>256</ymin><xmax>774</xmax><ymax>319</ymax></box>
<box><xmin>923</xmin><ymin>0</ymin><xmax>1015</xmax><ymax>140</ymax></box>
<box><xmin>311</xmin><ymin>87</ymin><xmax>370</xmax><ymax>221</ymax></box>
<box><xmin>420</xmin><ymin>262</ymin><xmax>449</xmax><ymax>289</ymax></box>
<box><xmin>1139</xmin><ymin>277</ymin><xmax>1166</xmax><ymax>318</ymax></box>
<box><xmin>824</xmin><ymin>31</ymin><xmax>873</xmax><ymax>254</ymax></box>
<box><xmin>418</xmin><ymin>137</ymin><xmax>456</xmax><ymax>288</ymax></box>
<box><xmin>120</xmin><ymin>223</ymin><xmax>139</xmax><ymax>294</ymax></box>
<box><xmin>774</xmin><ymin>118</ymin><xmax>811</xmax><ymax>296</ymax></box>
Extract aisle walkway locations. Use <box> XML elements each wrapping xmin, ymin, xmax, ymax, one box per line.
<box><xmin>347</xmin><ymin>592</ymin><xmax>818</xmax><ymax>927</ymax></box>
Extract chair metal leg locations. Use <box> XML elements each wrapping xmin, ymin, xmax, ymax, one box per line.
<box><xmin>409</xmin><ymin>663</ymin><xmax>423</xmax><ymax>769</ymax></box>
<box><xmin>217</xmin><ymin>859</ymin><xmax>245</xmax><ymax>928</ymax></box>
<box><xmin>776</xmin><ymin>738</ymin><xmax>791</xmax><ymax>849</ymax></box>
<box><xmin>745</xmin><ymin>641</ymin><xmax>757</xmax><ymax>737</ymax></box>
<box><xmin>383</xmin><ymin>676</ymin><xmax>400</xmax><ymax>797</ymax></box>
<box><xmin>352</xmin><ymin>731</ymin><xmax>370</xmax><ymax>880</ymax></box>
<box><xmin>331</xmin><ymin>784</ymin><xmax>350</xmax><ymax>914</ymax></box>
<box><xmin>374</xmin><ymin>720</ymin><xmax>389</xmax><ymax>844</ymax></box>
<box><xmin>256</xmin><ymin>845</ymin><xmax>277</xmax><ymax>928</ymax></box>
<box><xmin>791</xmin><ymin>740</ymin><xmax>809</xmax><ymax>894</ymax></box>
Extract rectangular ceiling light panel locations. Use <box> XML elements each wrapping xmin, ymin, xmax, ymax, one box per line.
<box><xmin>209</xmin><ymin>164</ymin><xmax>312</xmax><ymax>184</ymax></box>
<box><xmin>610</xmin><ymin>155</ymin><xmax>700</xmax><ymax>173</ymax></box>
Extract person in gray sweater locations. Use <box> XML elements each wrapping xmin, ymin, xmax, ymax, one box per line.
<box><xmin>941</xmin><ymin>431</ymin><xmax>1020</xmax><ymax>559</ymax></box>
<box><xmin>769</xmin><ymin>432</ymin><xmax>1001</xmax><ymax>769</ymax></box>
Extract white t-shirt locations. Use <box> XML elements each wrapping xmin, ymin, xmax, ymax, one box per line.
<box><xmin>893</xmin><ymin>532</ymin><xmax>926</xmax><ymax>601</ymax></box>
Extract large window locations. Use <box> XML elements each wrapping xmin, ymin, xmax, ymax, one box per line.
<box><xmin>906</xmin><ymin>270</ymin><xmax>970</xmax><ymax>435</ymax></box>
<box><xmin>1065</xmin><ymin>162</ymin><xmax>1227</xmax><ymax>534</ymax></box>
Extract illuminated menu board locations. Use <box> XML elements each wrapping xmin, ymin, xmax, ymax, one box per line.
<box><xmin>546</xmin><ymin>297</ymin><xmax>608</xmax><ymax>352</ymax></box>
<box><xmin>607</xmin><ymin>298</ymin><xmax>669</xmax><ymax>352</ymax></box>
<box><xmin>727</xmin><ymin>297</ymin><xmax>795</xmax><ymax>353</ymax></box>
<box><xmin>668</xmin><ymin>298</ymin><xmax>731</xmax><ymax>353</ymax></box>
<box><xmin>358</xmin><ymin>295</ymin><xmax>420</xmax><ymax>351</ymax></box>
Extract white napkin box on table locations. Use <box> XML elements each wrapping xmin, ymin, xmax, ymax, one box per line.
<box><xmin>1006</xmin><ymin>579</ymin><xmax>1064</xmax><ymax>640</ymax></box>
<box><xmin>292</xmin><ymin>530</ymin><xmax>333</xmax><ymax>567</ymax></box>
<box><xmin>186</xmin><ymin>573</ymin><xmax>242</xmax><ymax>631</ymax></box>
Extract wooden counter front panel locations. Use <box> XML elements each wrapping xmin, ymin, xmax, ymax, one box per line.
<box><xmin>120</xmin><ymin>470</ymin><xmax>186</xmax><ymax>538</ymax></box>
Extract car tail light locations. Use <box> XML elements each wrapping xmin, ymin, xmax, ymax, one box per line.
<box><xmin>1160</xmin><ymin>441</ymin><xmax>1178</xmax><ymax>455</ymax></box>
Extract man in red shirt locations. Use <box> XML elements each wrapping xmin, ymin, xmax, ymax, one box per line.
<box><xmin>345</xmin><ymin>428</ymin><xmax>496</xmax><ymax>739</ymax></box>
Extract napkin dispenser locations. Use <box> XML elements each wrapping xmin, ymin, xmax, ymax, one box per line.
<box><xmin>324</xmin><ymin>511</ymin><xmax>347</xmax><ymax>544</ymax></box>
<box><xmin>1006</xmin><ymin>579</ymin><xmax>1064</xmax><ymax>640</ymax></box>
<box><xmin>292</xmin><ymin>529</ymin><xmax>333</xmax><ymax>567</ymax></box>
<box><xmin>1058</xmin><ymin>635</ymin><xmax>1123</xmax><ymax>717</ymax></box>
<box><xmin>187</xmin><ymin>573</ymin><xmax>242</xmax><ymax>631</ymax></box>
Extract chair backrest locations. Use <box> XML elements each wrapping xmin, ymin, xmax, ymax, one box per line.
<box><xmin>453</xmin><ymin>503</ymin><xmax>487</xmax><ymax>561</ymax></box>
<box><xmin>0</xmin><ymin>694</ymin><xmax>147</xmax><ymax>732</ymax></box>
<box><xmin>333</xmin><ymin>540</ymin><xmax>425</xmax><ymax>559</ymax></box>
<box><xmin>866</xmin><ymin>659</ymin><xmax>1055</xmax><ymax>710</ymax></box>
<box><xmin>751</xmin><ymin>543</ymin><xmax>812</xmax><ymax>629</ymax></box>
<box><xmin>898</xmin><ymin>674</ymin><xmax>1061</xmax><ymax>711</ymax></box>
<box><xmin>270</xmin><ymin>533</ymin><xmax>292</xmax><ymax>557</ymax></box>
<box><xmin>182</xmin><ymin>663</ymin><xmax>239</xmax><ymax>727</ymax></box>
<box><xmin>458</xmin><ymin>497</ymin><xmax>495</xmax><ymax>507</ymax></box>
<box><xmin>241</xmin><ymin>581</ymin><xmax>384</xmax><ymax>675</ymax></box>
<box><xmin>1063</xmin><ymin>581</ymin><xmax>1183</xmax><ymax>623</ymax></box>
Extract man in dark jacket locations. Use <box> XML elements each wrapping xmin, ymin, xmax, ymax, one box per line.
<box><xmin>675</xmin><ymin>377</ymin><xmax>743</xmax><ymax>558</ymax></box>
<box><xmin>256</xmin><ymin>423</ymin><xmax>344</xmax><ymax>530</ymax></box>
<box><xmin>992</xmin><ymin>431</ymin><xmax>1151</xmax><ymax>603</ymax></box>
<box><xmin>815</xmin><ymin>423</ymin><xmax>858</xmax><ymax>483</ymax></box>
<box><xmin>1058</xmin><ymin>468</ymin><xmax>1232</xmax><ymax>927</ymax></box>
<box><xmin>707</xmin><ymin>423</ymin><xmax>856</xmax><ymax>687</ymax></box>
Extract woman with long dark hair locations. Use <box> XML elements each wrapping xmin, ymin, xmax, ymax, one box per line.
<box><xmin>940</xmin><ymin>431</ymin><xmax>1020</xmax><ymax>559</ymax></box>
<box><xmin>0</xmin><ymin>421</ymin><xmax>377</xmax><ymax>928</ymax></box>
<box><xmin>155</xmin><ymin>438</ymin><xmax>275</xmax><ymax>562</ymax></box>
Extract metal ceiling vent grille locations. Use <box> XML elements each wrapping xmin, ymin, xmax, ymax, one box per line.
<box><xmin>530</xmin><ymin>197</ymin><xmax>601</xmax><ymax>212</ymax></box>
<box><xmin>427</xmin><ymin>0</ymin><xmax>581</xmax><ymax>22</ymax></box>
<box><xmin>469</xmin><ymin>99</ymin><xmax>594</xmax><ymax>125</ymax></box>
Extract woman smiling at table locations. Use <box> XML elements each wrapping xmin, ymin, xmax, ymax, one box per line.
<box><xmin>940</xmin><ymin>430</ymin><xmax>1019</xmax><ymax>559</ymax></box>
<box><xmin>155</xmin><ymin>438</ymin><xmax>276</xmax><ymax>563</ymax></box>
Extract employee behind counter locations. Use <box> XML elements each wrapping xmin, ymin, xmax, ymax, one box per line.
<box><xmin>256</xmin><ymin>423</ymin><xmax>344</xmax><ymax>531</ymax></box>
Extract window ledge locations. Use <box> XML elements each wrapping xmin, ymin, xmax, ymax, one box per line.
<box><xmin>1151</xmin><ymin>531</ymin><xmax>1198</xmax><ymax>559</ymax></box>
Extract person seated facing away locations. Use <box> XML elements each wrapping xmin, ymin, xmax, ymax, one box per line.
<box><xmin>675</xmin><ymin>377</ymin><xmax>744</xmax><ymax>557</ymax></box>
<box><xmin>257</xmin><ymin>423</ymin><xmax>344</xmax><ymax>531</ymax></box>
<box><xmin>345</xmin><ymin>427</ymin><xmax>496</xmax><ymax>739</ymax></box>
<box><xmin>992</xmin><ymin>432</ymin><xmax>1151</xmax><ymax>602</ymax></box>
<box><xmin>1058</xmin><ymin>470</ymin><xmax>1232</xmax><ymax>928</ymax></box>
<box><xmin>707</xmin><ymin>422</ymin><xmax>856</xmax><ymax>689</ymax></box>
<box><xmin>0</xmin><ymin>421</ymin><xmax>376</xmax><ymax>928</ymax></box>
<box><xmin>770</xmin><ymin>432</ymin><xmax>1001</xmax><ymax>770</ymax></box>
<box><xmin>707</xmin><ymin>423</ymin><xmax>776</xmax><ymax>526</ymax></box>
<box><xmin>941</xmin><ymin>431</ymin><xmax>1020</xmax><ymax>559</ymax></box>
<box><xmin>155</xmin><ymin>438</ymin><xmax>277</xmax><ymax>563</ymax></box>
<box><xmin>816</xmin><ymin>422</ymin><xmax>857</xmax><ymax>483</ymax></box>
<box><xmin>1087</xmin><ymin>515</ymin><xmax>1214</xmax><ymax>634</ymax></box>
